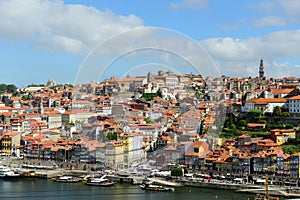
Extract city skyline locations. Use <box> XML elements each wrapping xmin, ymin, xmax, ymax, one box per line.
<box><xmin>0</xmin><ymin>0</ymin><xmax>300</xmax><ymax>87</ymax></box>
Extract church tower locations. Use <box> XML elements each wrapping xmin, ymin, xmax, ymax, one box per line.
<box><xmin>147</xmin><ymin>71</ymin><xmax>152</xmax><ymax>83</ymax></box>
<box><xmin>259</xmin><ymin>58</ymin><xmax>265</xmax><ymax>80</ymax></box>
<box><xmin>39</xmin><ymin>99</ymin><xmax>44</xmax><ymax>114</ymax></box>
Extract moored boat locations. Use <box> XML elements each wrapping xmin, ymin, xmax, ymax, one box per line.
<box><xmin>53</xmin><ymin>175</ymin><xmax>81</xmax><ymax>183</ymax></box>
<box><xmin>0</xmin><ymin>166</ymin><xmax>20</xmax><ymax>179</ymax></box>
<box><xmin>85</xmin><ymin>175</ymin><xmax>116</xmax><ymax>186</ymax></box>
<box><xmin>254</xmin><ymin>175</ymin><xmax>279</xmax><ymax>200</ymax></box>
<box><xmin>140</xmin><ymin>182</ymin><xmax>175</xmax><ymax>192</ymax></box>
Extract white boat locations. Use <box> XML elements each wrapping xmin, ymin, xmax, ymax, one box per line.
<box><xmin>85</xmin><ymin>175</ymin><xmax>116</xmax><ymax>186</ymax></box>
<box><xmin>53</xmin><ymin>175</ymin><xmax>81</xmax><ymax>183</ymax></box>
<box><xmin>0</xmin><ymin>166</ymin><xmax>20</xmax><ymax>179</ymax></box>
<box><xmin>140</xmin><ymin>182</ymin><xmax>175</xmax><ymax>192</ymax></box>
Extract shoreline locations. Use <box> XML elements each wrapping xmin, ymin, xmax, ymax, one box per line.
<box><xmin>2</xmin><ymin>158</ymin><xmax>300</xmax><ymax>198</ymax></box>
<box><xmin>11</xmin><ymin>168</ymin><xmax>300</xmax><ymax>198</ymax></box>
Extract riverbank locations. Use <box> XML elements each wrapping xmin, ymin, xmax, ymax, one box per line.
<box><xmin>13</xmin><ymin>168</ymin><xmax>300</xmax><ymax>198</ymax></box>
<box><xmin>2</xmin><ymin>157</ymin><xmax>300</xmax><ymax>198</ymax></box>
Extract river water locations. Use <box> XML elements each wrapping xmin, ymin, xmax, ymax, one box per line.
<box><xmin>0</xmin><ymin>178</ymin><xmax>266</xmax><ymax>200</ymax></box>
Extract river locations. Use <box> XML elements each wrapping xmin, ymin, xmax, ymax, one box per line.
<box><xmin>0</xmin><ymin>178</ymin><xmax>267</xmax><ymax>200</ymax></box>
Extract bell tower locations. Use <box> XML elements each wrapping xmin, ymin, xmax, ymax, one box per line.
<box><xmin>259</xmin><ymin>58</ymin><xmax>265</xmax><ymax>80</ymax></box>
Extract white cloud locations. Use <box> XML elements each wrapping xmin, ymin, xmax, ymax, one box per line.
<box><xmin>221</xmin><ymin>19</ymin><xmax>247</xmax><ymax>31</ymax></box>
<box><xmin>279</xmin><ymin>0</ymin><xmax>300</xmax><ymax>15</ymax></box>
<box><xmin>170</xmin><ymin>0</ymin><xmax>208</xmax><ymax>10</ymax></box>
<box><xmin>201</xmin><ymin>30</ymin><xmax>300</xmax><ymax>78</ymax></box>
<box><xmin>252</xmin><ymin>16</ymin><xmax>288</xmax><ymax>28</ymax></box>
<box><xmin>0</xmin><ymin>0</ymin><xmax>144</xmax><ymax>54</ymax></box>
<box><xmin>251</xmin><ymin>0</ymin><xmax>300</xmax><ymax>28</ymax></box>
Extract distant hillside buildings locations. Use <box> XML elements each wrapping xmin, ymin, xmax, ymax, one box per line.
<box><xmin>0</xmin><ymin>63</ymin><xmax>300</xmax><ymax>176</ymax></box>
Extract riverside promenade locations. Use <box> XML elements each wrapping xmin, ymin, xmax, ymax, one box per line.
<box><xmin>3</xmin><ymin>157</ymin><xmax>300</xmax><ymax>198</ymax></box>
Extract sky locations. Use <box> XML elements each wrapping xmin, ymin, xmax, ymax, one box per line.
<box><xmin>0</xmin><ymin>0</ymin><xmax>300</xmax><ymax>87</ymax></box>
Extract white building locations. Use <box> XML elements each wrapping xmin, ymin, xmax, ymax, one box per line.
<box><xmin>288</xmin><ymin>95</ymin><xmax>300</xmax><ymax>116</ymax></box>
<box><xmin>242</xmin><ymin>98</ymin><xmax>287</xmax><ymax>113</ymax></box>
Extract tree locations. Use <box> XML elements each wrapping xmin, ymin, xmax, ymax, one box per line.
<box><xmin>257</xmin><ymin>119</ymin><xmax>266</xmax><ymax>124</ymax></box>
<box><xmin>6</xmin><ymin>84</ymin><xmax>17</xmax><ymax>94</ymax></box>
<box><xmin>272</xmin><ymin>106</ymin><xmax>281</xmax><ymax>117</ymax></box>
<box><xmin>237</xmin><ymin>119</ymin><xmax>247</xmax><ymax>128</ymax></box>
<box><xmin>145</xmin><ymin>118</ymin><xmax>152</xmax><ymax>124</ymax></box>
<box><xmin>0</xmin><ymin>84</ymin><xmax>7</xmax><ymax>93</ymax></box>
<box><xmin>248</xmin><ymin>110</ymin><xmax>262</xmax><ymax>122</ymax></box>
<box><xmin>27</xmin><ymin>83</ymin><xmax>45</xmax><ymax>87</ymax></box>
<box><xmin>107</xmin><ymin>132</ymin><xmax>117</xmax><ymax>141</ymax></box>
<box><xmin>281</xmin><ymin>112</ymin><xmax>290</xmax><ymax>117</ymax></box>
<box><xmin>284</xmin><ymin>124</ymin><xmax>294</xmax><ymax>129</ymax></box>
<box><xmin>21</xmin><ymin>94</ymin><xmax>31</xmax><ymax>101</ymax></box>
<box><xmin>171</xmin><ymin>168</ymin><xmax>183</xmax><ymax>176</ymax></box>
<box><xmin>282</xmin><ymin>145</ymin><xmax>299</xmax><ymax>154</ymax></box>
<box><xmin>141</xmin><ymin>93</ymin><xmax>158</xmax><ymax>101</ymax></box>
<box><xmin>229</xmin><ymin>123</ymin><xmax>236</xmax><ymax>130</ymax></box>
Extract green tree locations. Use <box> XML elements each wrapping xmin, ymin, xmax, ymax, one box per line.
<box><xmin>145</xmin><ymin>118</ymin><xmax>152</xmax><ymax>124</ymax></box>
<box><xmin>107</xmin><ymin>132</ymin><xmax>117</xmax><ymax>141</ymax></box>
<box><xmin>0</xmin><ymin>84</ymin><xmax>7</xmax><ymax>93</ymax></box>
<box><xmin>237</xmin><ymin>119</ymin><xmax>247</xmax><ymax>128</ymax></box>
<box><xmin>284</xmin><ymin>124</ymin><xmax>294</xmax><ymax>129</ymax></box>
<box><xmin>229</xmin><ymin>123</ymin><xmax>236</xmax><ymax>130</ymax></box>
<box><xmin>282</xmin><ymin>145</ymin><xmax>299</xmax><ymax>154</ymax></box>
<box><xmin>6</xmin><ymin>84</ymin><xmax>17</xmax><ymax>94</ymax></box>
<box><xmin>27</xmin><ymin>83</ymin><xmax>45</xmax><ymax>87</ymax></box>
<box><xmin>141</xmin><ymin>93</ymin><xmax>158</xmax><ymax>101</ymax></box>
<box><xmin>65</xmin><ymin>83</ymin><xmax>73</xmax><ymax>88</ymax></box>
<box><xmin>272</xmin><ymin>106</ymin><xmax>281</xmax><ymax>116</ymax></box>
<box><xmin>248</xmin><ymin>110</ymin><xmax>262</xmax><ymax>122</ymax></box>
<box><xmin>281</xmin><ymin>112</ymin><xmax>290</xmax><ymax>117</ymax></box>
<box><xmin>21</xmin><ymin>95</ymin><xmax>31</xmax><ymax>101</ymax></box>
<box><xmin>257</xmin><ymin>119</ymin><xmax>266</xmax><ymax>124</ymax></box>
<box><xmin>171</xmin><ymin>168</ymin><xmax>183</xmax><ymax>176</ymax></box>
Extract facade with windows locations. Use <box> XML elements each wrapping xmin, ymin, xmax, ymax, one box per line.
<box><xmin>288</xmin><ymin>95</ymin><xmax>300</xmax><ymax>116</ymax></box>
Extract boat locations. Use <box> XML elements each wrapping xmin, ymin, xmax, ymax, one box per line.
<box><xmin>85</xmin><ymin>175</ymin><xmax>116</xmax><ymax>186</ymax></box>
<box><xmin>140</xmin><ymin>182</ymin><xmax>175</xmax><ymax>192</ymax></box>
<box><xmin>254</xmin><ymin>175</ymin><xmax>279</xmax><ymax>200</ymax></box>
<box><xmin>0</xmin><ymin>166</ymin><xmax>21</xmax><ymax>179</ymax></box>
<box><xmin>53</xmin><ymin>175</ymin><xmax>81</xmax><ymax>183</ymax></box>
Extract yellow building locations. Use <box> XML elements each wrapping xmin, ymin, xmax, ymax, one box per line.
<box><xmin>270</xmin><ymin>129</ymin><xmax>296</xmax><ymax>145</ymax></box>
<box><xmin>0</xmin><ymin>131</ymin><xmax>21</xmax><ymax>154</ymax></box>
<box><xmin>105</xmin><ymin>141</ymin><xmax>124</xmax><ymax>169</ymax></box>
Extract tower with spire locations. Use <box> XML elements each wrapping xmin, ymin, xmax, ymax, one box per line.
<box><xmin>147</xmin><ymin>71</ymin><xmax>152</xmax><ymax>84</ymax></box>
<box><xmin>259</xmin><ymin>58</ymin><xmax>265</xmax><ymax>80</ymax></box>
<box><xmin>39</xmin><ymin>99</ymin><xmax>44</xmax><ymax>114</ymax></box>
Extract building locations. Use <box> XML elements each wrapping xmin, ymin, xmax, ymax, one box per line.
<box><xmin>0</xmin><ymin>131</ymin><xmax>21</xmax><ymax>155</ymax></box>
<box><xmin>105</xmin><ymin>141</ymin><xmax>124</xmax><ymax>170</ymax></box>
<box><xmin>287</xmin><ymin>95</ymin><xmax>300</xmax><ymax>116</ymax></box>
<box><xmin>243</xmin><ymin>98</ymin><xmax>287</xmax><ymax>113</ymax></box>
<box><xmin>270</xmin><ymin>129</ymin><xmax>296</xmax><ymax>145</ymax></box>
<box><xmin>259</xmin><ymin>58</ymin><xmax>265</xmax><ymax>80</ymax></box>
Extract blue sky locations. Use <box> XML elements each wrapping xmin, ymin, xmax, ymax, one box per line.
<box><xmin>0</xmin><ymin>0</ymin><xmax>300</xmax><ymax>87</ymax></box>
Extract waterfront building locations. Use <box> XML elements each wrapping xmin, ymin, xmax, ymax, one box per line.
<box><xmin>0</xmin><ymin>131</ymin><xmax>21</xmax><ymax>155</ymax></box>
<box><xmin>105</xmin><ymin>141</ymin><xmax>124</xmax><ymax>170</ymax></box>
<box><xmin>290</xmin><ymin>153</ymin><xmax>300</xmax><ymax>178</ymax></box>
<box><xmin>184</xmin><ymin>140</ymin><xmax>210</xmax><ymax>170</ymax></box>
<box><xmin>231</xmin><ymin>150</ymin><xmax>251</xmax><ymax>174</ymax></box>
